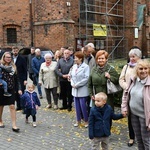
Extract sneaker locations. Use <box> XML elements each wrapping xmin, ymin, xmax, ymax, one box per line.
<box><xmin>74</xmin><ymin>122</ymin><xmax>81</xmax><ymax>127</ymax></box>
<box><xmin>46</xmin><ymin>104</ymin><xmax>51</xmax><ymax>109</ymax></box>
<box><xmin>84</xmin><ymin>122</ymin><xmax>88</xmax><ymax>128</ymax></box>
<box><xmin>4</xmin><ymin>92</ymin><xmax>12</xmax><ymax>97</ymax></box>
<box><xmin>84</xmin><ymin>124</ymin><xmax>88</xmax><ymax>128</ymax></box>
<box><xmin>74</xmin><ymin>123</ymin><xmax>79</xmax><ymax>127</ymax></box>
<box><xmin>53</xmin><ymin>105</ymin><xmax>58</xmax><ymax>110</ymax></box>
<box><xmin>32</xmin><ymin>122</ymin><xmax>36</xmax><ymax>127</ymax></box>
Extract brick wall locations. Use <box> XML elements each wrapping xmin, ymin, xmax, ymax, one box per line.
<box><xmin>0</xmin><ymin>0</ymin><xmax>150</xmax><ymax>56</ymax></box>
<box><xmin>33</xmin><ymin>0</ymin><xmax>76</xmax><ymax>51</ymax></box>
<box><xmin>0</xmin><ymin>0</ymin><xmax>31</xmax><ymax>48</ymax></box>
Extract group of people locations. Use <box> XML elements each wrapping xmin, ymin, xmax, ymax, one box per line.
<box><xmin>0</xmin><ymin>44</ymin><xmax>149</xmax><ymax>150</ymax></box>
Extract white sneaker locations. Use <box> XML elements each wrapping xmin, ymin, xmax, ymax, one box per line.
<box><xmin>85</xmin><ymin>124</ymin><xmax>88</xmax><ymax>128</ymax></box>
<box><xmin>53</xmin><ymin>105</ymin><xmax>58</xmax><ymax>110</ymax></box>
<box><xmin>46</xmin><ymin>104</ymin><xmax>51</xmax><ymax>109</ymax></box>
<box><xmin>74</xmin><ymin>123</ymin><xmax>79</xmax><ymax>127</ymax></box>
<box><xmin>32</xmin><ymin>122</ymin><xmax>37</xmax><ymax>127</ymax></box>
<box><xmin>73</xmin><ymin>122</ymin><xmax>81</xmax><ymax>127</ymax></box>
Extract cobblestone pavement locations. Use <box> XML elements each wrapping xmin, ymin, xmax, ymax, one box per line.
<box><xmin>0</xmin><ymin>87</ymin><xmax>138</xmax><ymax>150</ymax></box>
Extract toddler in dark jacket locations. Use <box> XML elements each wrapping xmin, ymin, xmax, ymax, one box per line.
<box><xmin>20</xmin><ymin>84</ymin><xmax>41</xmax><ymax>127</ymax></box>
<box><xmin>88</xmin><ymin>92</ymin><xmax>124</xmax><ymax>150</ymax></box>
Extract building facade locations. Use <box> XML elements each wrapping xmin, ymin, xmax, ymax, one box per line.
<box><xmin>0</xmin><ymin>0</ymin><xmax>150</xmax><ymax>57</ymax></box>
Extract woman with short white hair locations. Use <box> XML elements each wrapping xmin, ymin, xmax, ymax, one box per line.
<box><xmin>39</xmin><ymin>53</ymin><xmax>58</xmax><ymax>109</ymax></box>
<box><xmin>119</xmin><ymin>46</ymin><xmax>142</xmax><ymax>147</ymax></box>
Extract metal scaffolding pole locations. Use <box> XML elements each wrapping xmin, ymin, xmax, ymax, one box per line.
<box><xmin>79</xmin><ymin>0</ymin><xmax>126</xmax><ymax>59</ymax></box>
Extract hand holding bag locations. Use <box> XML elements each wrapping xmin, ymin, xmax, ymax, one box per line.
<box><xmin>107</xmin><ymin>79</ymin><xmax>122</xmax><ymax>94</ymax></box>
<box><xmin>106</xmin><ymin>66</ymin><xmax>122</xmax><ymax>94</ymax></box>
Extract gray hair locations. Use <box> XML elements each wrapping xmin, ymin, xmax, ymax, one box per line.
<box><xmin>35</xmin><ymin>48</ymin><xmax>41</xmax><ymax>53</ymax></box>
<box><xmin>44</xmin><ymin>53</ymin><xmax>52</xmax><ymax>59</ymax></box>
<box><xmin>129</xmin><ymin>48</ymin><xmax>142</xmax><ymax>58</ymax></box>
<box><xmin>87</xmin><ymin>43</ymin><xmax>95</xmax><ymax>49</ymax></box>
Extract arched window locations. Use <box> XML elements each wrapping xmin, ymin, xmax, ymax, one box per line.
<box><xmin>3</xmin><ymin>24</ymin><xmax>21</xmax><ymax>45</ymax></box>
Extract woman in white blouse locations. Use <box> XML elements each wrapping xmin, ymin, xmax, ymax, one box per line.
<box><xmin>39</xmin><ymin>53</ymin><xmax>58</xmax><ymax>109</ymax></box>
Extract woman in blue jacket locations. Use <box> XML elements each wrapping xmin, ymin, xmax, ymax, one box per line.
<box><xmin>69</xmin><ymin>51</ymin><xmax>90</xmax><ymax>127</ymax></box>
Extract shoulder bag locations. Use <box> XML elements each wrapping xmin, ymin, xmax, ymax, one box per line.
<box><xmin>106</xmin><ymin>66</ymin><xmax>122</xmax><ymax>94</ymax></box>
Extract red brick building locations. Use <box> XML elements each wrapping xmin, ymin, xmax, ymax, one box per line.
<box><xmin>0</xmin><ymin>0</ymin><xmax>150</xmax><ymax>57</ymax></box>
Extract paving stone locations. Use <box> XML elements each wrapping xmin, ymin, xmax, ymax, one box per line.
<box><xmin>0</xmin><ymin>83</ymin><xmax>138</xmax><ymax>150</ymax></box>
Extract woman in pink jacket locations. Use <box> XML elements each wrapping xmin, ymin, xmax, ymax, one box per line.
<box><xmin>121</xmin><ymin>59</ymin><xmax>150</xmax><ymax>150</ymax></box>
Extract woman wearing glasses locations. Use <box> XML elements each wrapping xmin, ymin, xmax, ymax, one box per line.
<box><xmin>121</xmin><ymin>59</ymin><xmax>150</xmax><ymax>150</ymax></box>
<box><xmin>0</xmin><ymin>52</ymin><xmax>22</xmax><ymax>132</ymax></box>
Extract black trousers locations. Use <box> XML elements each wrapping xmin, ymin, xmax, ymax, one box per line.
<box><xmin>44</xmin><ymin>87</ymin><xmax>58</xmax><ymax>105</ymax></box>
<box><xmin>86</xmin><ymin>96</ymin><xmax>91</xmax><ymax>116</ymax></box>
<box><xmin>15</xmin><ymin>79</ymin><xmax>26</xmax><ymax>109</ymax></box>
<box><xmin>60</xmin><ymin>81</ymin><xmax>73</xmax><ymax>109</ymax></box>
<box><xmin>26</xmin><ymin>114</ymin><xmax>36</xmax><ymax>122</ymax></box>
<box><xmin>128</xmin><ymin>113</ymin><xmax>135</xmax><ymax>140</ymax></box>
<box><xmin>29</xmin><ymin>73</ymin><xmax>36</xmax><ymax>85</ymax></box>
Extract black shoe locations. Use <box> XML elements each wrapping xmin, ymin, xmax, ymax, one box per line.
<box><xmin>39</xmin><ymin>95</ymin><xmax>43</xmax><ymax>99</ymax></box>
<box><xmin>3</xmin><ymin>92</ymin><xmax>12</xmax><ymax>97</ymax></box>
<box><xmin>0</xmin><ymin>125</ymin><xmax>5</xmax><ymax>128</ymax></box>
<box><xmin>127</xmin><ymin>140</ymin><xmax>134</xmax><ymax>147</ymax></box>
<box><xmin>12</xmin><ymin>128</ymin><xmax>20</xmax><ymax>133</ymax></box>
<box><xmin>59</xmin><ymin>107</ymin><xmax>67</xmax><ymax>110</ymax></box>
<box><xmin>67</xmin><ymin>108</ymin><xmax>72</xmax><ymax>112</ymax></box>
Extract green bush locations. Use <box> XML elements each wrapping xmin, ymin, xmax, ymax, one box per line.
<box><xmin>109</xmin><ymin>59</ymin><xmax>127</xmax><ymax>106</ymax></box>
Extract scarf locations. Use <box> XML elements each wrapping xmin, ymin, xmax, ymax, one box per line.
<box><xmin>128</xmin><ymin>62</ymin><xmax>137</xmax><ymax>67</ymax></box>
<box><xmin>46</xmin><ymin>62</ymin><xmax>51</xmax><ymax>66</ymax></box>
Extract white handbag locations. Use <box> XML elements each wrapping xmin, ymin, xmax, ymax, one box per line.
<box><xmin>106</xmin><ymin>66</ymin><xmax>122</xmax><ymax>94</ymax></box>
<box><xmin>107</xmin><ymin>79</ymin><xmax>122</xmax><ymax>94</ymax></box>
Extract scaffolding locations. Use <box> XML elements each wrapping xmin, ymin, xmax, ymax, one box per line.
<box><xmin>79</xmin><ymin>0</ymin><xmax>127</xmax><ymax>59</ymax></box>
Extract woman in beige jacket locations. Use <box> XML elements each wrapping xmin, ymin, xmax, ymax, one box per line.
<box><xmin>119</xmin><ymin>47</ymin><xmax>142</xmax><ymax>147</ymax></box>
<box><xmin>39</xmin><ymin>53</ymin><xmax>58</xmax><ymax>109</ymax></box>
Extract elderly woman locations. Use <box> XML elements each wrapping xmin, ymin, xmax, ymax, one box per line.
<box><xmin>119</xmin><ymin>47</ymin><xmax>142</xmax><ymax>147</ymax></box>
<box><xmin>39</xmin><ymin>53</ymin><xmax>58</xmax><ymax>109</ymax></box>
<box><xmin>69</xmin><ymin>51</ymin><xmax>90</xmax><ymax>127</ymax></box>
<box><xmin>88</xmin><ymin>50</ymin><xmax>119</xmax><ymax>110</ymax></box>
<box><xmin>121</xmin><ymin>59</ymin><xmax>150</xmax><ymax>150</ymax></box>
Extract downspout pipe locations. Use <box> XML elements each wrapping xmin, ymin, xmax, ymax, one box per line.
<box><xmin>30</xmin><ymin>0</ymin><xmax>34</xmax><ymax>46</ymax></box>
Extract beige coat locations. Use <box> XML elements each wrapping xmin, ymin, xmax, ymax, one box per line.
<box><xmin>119</xmin><ymin>64</ymin><xmax>136</xmax><ymax>90</ymax></box>
<box><xmin>39</xmin><ymin>61</ymin><xmax>58</xmax><ymax>89</ymax></box>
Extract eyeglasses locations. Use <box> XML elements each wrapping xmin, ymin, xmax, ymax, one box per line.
<box><xmin>138</xmin><ymin>67</ymin><xmax>148</xmax><ymax>70</ymax></box>
<box><xmin>5</xmin><ymin>57</ymin><xmax>11</xmax><ymax>58</ymax></box>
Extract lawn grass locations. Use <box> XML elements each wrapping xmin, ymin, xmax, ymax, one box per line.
<box><xmin>108</xmin><ymin>58</ymin><xmax>127</xmax><ymax>74</ymax></box>
<box><xmin>109</xmin><ymin>58</ymin><xmax>150</xmax><ymax>74</ymax></box>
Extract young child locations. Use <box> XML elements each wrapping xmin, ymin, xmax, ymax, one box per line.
<box><xmin>0</xmin><ymin>64</ymin><xmax>13</xmax><ymax>97</ymax></box>
<box><xmin>88</xmin><ymin>92</ymin><xmax>124</xmax><ymax>150</ymax></box>
<box><xmin>20</xmin><ymin>84</ymin><xmax>41</xmax><ymax>127</ymax></box>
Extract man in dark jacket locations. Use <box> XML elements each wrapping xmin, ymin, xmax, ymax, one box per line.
<box><xmin>55</xmin><ymin>49</ymin><xmax>74</xmax><ymax>111</ymax></box>
<box><xmin>32</xmin><ymin>48</ymin><xmax>45</xmax><ymax>99</ymax></box>
<box><xmin>27</xmin><ymin>47</ymin><xmax>36</xmax><ymax>85</ymax></box>
<box><xmin>12</xmin><ymin>46</ymin><xmax>27</xmax><ymax>110</ymax></box>
<box><xmin>88</xmin><ymin>92</ymin><xmax>124</xmax><ymax>150</ymax></box>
